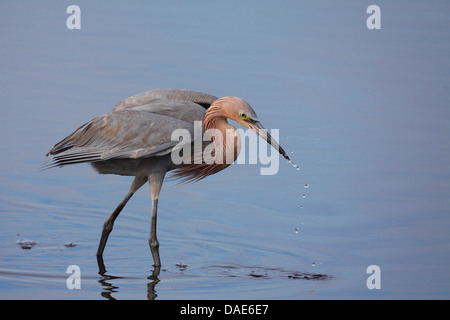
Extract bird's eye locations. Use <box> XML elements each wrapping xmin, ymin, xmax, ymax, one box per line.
<box><xmin>240</xmin><ymin>112</ymin><xmax>249</xmax><ymax>121</ymax></box>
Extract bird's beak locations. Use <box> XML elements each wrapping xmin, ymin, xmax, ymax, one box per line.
<box><xmin>249</xmin><ymin>121</ymin><xmax>292</xmax><ymax>162</ymax></box>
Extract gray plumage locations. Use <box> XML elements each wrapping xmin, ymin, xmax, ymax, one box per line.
<box><xmin>46</xmin><ymin>89</ymin><xmax>217</xmax><ymax>171</ymax></box>
<box><xmin>45</xmin><ymin>88</ymin><xmax>291</xmax><ymax>268</ymax></box>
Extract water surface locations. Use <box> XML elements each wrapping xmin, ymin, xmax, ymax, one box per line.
<box><xmin>0</xmin><ymin>1</ymin><xmax>449</xmax><ymax>299</ymax></box>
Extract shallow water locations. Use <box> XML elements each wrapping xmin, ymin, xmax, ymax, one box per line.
<box><xmin>0</xmin><ymin>1</ymin><xmax>449</xmax><ymax>299</ymax></box>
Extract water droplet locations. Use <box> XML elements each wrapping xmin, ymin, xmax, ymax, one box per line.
<box><xmin>311</xmin><ymin>262</ymin><xmax>316</xmax><ymax>267</ymax></box>
<box><xmin>300</xmin><ymin>205</ymin><xmax>303</xmax><ymax>209</ymax></box>
<box><xmin>294</xmin><ymin>228</ymin><xmax>299</xmax><ymax>234</ymax></box>
<box><xmin>304</xmin><ymin>183</ymin><xmax>309</xmax><ymax>189</ymax></box>
<box><xmin>302</xmin><ymin>194</ymin><xmax>306</xmax><ymax>198</ymax></box>
<box><xmin>287</xmin><ymin>160</ymin><xmax>300</xmax><ymax>170</ymax></box>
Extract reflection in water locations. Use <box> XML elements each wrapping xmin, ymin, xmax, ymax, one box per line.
<box><xmin>96</xmin><ymin>256</ymin><xmax>124</xmax><ymax>300</ymax></box>
<box><xmin>96</xmin><ymin>256</ymin><xmax>330</xmax><ymax>300</ymax></box>
<box><xmin>201</xmin><ymin>265</ymin><xmax>331</xmax><ymax>281</ymax></box>
<box><xmin>98</xmin><ymin>275</ymin><xmax>121</xmax><ymax>300</ymax></box>
<box><xmin>96</xmin><ymin>255</ymin><xmax>161</xmax><ymax>300</ymax></box>
<box><xmin>146</xmin><ymin>266</ymin><xmax>161</xmax><ymax>300</ymax></box>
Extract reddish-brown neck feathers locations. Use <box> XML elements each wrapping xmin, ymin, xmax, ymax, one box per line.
<box><xmin>170</xmin><ymin>97</ymin><xmax>246</xmax><ymax>183</ymax></box>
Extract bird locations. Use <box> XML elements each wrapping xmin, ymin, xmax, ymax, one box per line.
<box><xmin>45</xmin><ymin>88</ymin><xmax>294</xmax><ymax>268</ymax></box>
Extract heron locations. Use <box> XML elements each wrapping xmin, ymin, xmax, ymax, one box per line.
<box><xmin>46</xmin><ymin>89</ymin><xmax>295</xmax><ymax>267</ymax></box>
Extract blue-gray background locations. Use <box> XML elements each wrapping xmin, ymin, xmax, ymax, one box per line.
<box><xmin>0</xmin><ymin>1</ymin><xmax>448</xmax><ymax>299</ymax></box>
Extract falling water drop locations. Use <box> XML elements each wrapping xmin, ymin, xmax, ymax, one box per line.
<box><xmin>287</xmin><ymin>159</ymin><xmax>300</xmax><ymax>171</ymax></box>
<box><xmin>302</xmin><ymin>194</ymin><xmax>306</xmax><ymax>198</ymax></box>
<box><xmin>304</xmin><ymin>183</ymin><xmax>309</xmax><ymax>189</ymax></box>
<box><xmin>294</xmin><ymin>228</ymin><xmax>299</xmax><ymax>234</ymax></box>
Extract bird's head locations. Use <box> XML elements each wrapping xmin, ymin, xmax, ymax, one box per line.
<box><xmin>211</xmin><ymin>96</ymin><xmax>292</xmax><ymax>162</ymax></box>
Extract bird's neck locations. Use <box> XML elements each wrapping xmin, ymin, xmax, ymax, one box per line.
<box><xmin>204</xmin><ymin>103</ymin><xmax>224</xmax><ymax>131</ymax></box>
<box><xmin>204</xmin><ymin>107</ymin><xmax>241</xmax><ymax>164</ymax></box>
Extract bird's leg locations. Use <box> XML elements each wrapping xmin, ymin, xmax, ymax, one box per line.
<box><xmin>148</xmin><ymin>171</ymin><xmax>166</xmax><ymax>267</ymax></box>
<box><xmin>96</xmin><ymin>193</ymin><xmax>132</xmax><ymax>257</ymax></box>
<box><xmin>96</xmin><ymin>175</ymin><xmax>147</xmax><ymax>257</ymax></box>
<box><xmin>149</xmin><ymin>198</ymin><xmax>161</xmax><ymax>267</ymax></box>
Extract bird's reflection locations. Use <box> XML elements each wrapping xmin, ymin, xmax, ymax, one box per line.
<box><xmin>146</xmin><ymin>265</ymin><xmax>160</xmax><ymax>300</ymax></box>
<box><xmin>96</xmin><ymin>256</ymin><xmax>332</xmax><ymax>300</ymax></box>
<box><xmin>96</xmin><ymin>255</ymin><xmax>161</xmax><ymax>300</ymax></box>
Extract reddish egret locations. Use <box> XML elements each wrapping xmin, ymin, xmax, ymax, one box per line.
<box><xmin>46</xmin><ymin>89</ymin><xmax>293</xmax><ymax>267</ymax></box>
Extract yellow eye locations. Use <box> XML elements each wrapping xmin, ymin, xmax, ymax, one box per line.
<box><xmin>240</xmin><ymin>112</ymin><xmax>249</xmax><ymax>121</ymax></box>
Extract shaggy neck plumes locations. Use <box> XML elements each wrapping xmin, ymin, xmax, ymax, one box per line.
<box><xmin>203</xmin><ymin>99</ymin><xmax>241</xmax><ymax>165</ymax></box>
<box><xmin>169</xmin><ymin>98</ymin><xmax>242</xmax><ymax>183</ymax></box>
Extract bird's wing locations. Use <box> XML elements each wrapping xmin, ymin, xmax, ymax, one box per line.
<box><xmin>126</xmin><ymin>98</ymin><xmax>207</xmax><ymax>125</ymax></box>
<box><xmin>113</xmin><ymin>89</ymin><xmax>218</xmax><ymax>111</ymax></box>
<box><xmin>46</xmin><ymin>102</ymin><xmax>205</xmax><ymax>167</ymax></box>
